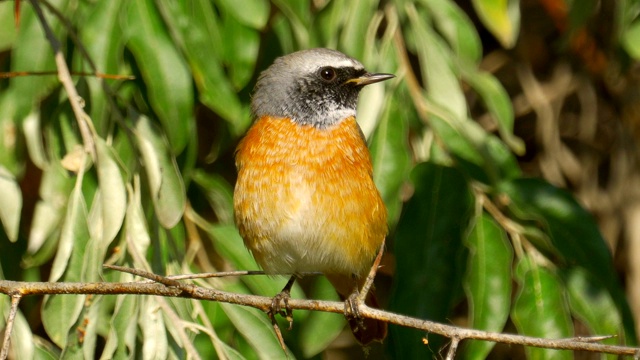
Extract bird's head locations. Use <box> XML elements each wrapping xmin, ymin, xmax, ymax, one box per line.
<box><xmin>251</xmin><ymin>48</ymin><xmax>394</xmax><ymax>128</ymax></box>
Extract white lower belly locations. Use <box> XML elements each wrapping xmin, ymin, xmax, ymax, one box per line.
<box><xmin>256</xmin><ymin>215</ymin><xmax>355</xmax><ymax>276</ymax></box>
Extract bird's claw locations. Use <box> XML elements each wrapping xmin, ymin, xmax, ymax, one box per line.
<box><xmin>344</xmin><ymin>290</ymin><xmax>365</xmax><ymax>331</ymax></box>
<box><xmin>270</xmin><ymin>290</ymin><xmax>294</xmax><ymax>330</ymax></box>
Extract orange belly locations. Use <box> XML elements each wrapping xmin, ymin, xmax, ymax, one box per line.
<box><xmin>234</xmin><ymin>116</ymin><xmax>387</xmax><ymax>278</ymax></box>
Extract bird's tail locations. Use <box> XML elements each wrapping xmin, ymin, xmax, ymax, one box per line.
<box><xmin>347</xmin><ymin>290</ymin><xmax>387</xmax><ymax>345</ymax></box>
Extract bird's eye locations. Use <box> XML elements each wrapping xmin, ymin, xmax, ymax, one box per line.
<box><xmin>319</xmin><ymin>67</ymin><xmax>337</xmax><ymax>82</ymax></box>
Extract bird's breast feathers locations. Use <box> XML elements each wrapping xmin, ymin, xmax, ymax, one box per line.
<box><xmin>234</xmin><ymin>116</ymin><xmax>387</xmax><ymax>276</ymax></box>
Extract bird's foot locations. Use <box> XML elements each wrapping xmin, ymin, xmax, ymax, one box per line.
<box><xmin>268</xmin><ymin>276</ymin><xmax>296</xmax><ymax>330</ymax></box>
<box><xmin>269</xmin><ymin>289</ymin><xmax>294</xmax><ymax>330</ymax></box>
<box><xmin>344</xmin><ymin>290</ymin><xmax>366</xmax><ymax>332</ymax></box>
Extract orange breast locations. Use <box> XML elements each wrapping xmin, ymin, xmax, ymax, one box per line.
<box><xmin>234</xmin><ymin>116</ymin><xmax>387</xmax><ymax>278</ymax></box>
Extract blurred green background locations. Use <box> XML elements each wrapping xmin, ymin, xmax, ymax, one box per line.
<box><xmin>1</xmin><ymin>0</ymin><xmax>639</xmax><ymax>359</ymax></box>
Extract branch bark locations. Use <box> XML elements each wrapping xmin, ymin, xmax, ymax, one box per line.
<box><xmin>1</xmin><ymin>276</ymin><xmax>639</xmax><ymax>358</ymax></box>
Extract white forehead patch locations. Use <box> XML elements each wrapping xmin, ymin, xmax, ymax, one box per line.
<box><xmin>278</xmin><ymin>48</ymin><xmax>365</xmax><ymax>74</ymax></box>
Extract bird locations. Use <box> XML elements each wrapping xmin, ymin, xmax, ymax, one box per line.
<box><xmin>233</xmin><ymin>48</ymin><xmax>393</xmax><ymax>345</ymax></box>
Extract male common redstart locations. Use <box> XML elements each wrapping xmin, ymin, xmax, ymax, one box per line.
<box><xmin>234</xmin><ymin>48</ymin><xmax>393</xmax><ymax>345</ymax></box>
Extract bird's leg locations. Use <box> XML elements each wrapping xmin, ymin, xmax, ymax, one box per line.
<box><xmin>344</xmin><ymin>277</ymin><xmax>366</xmax><ymax>332</ymax></box>
<box><xmin>269</xmin><ymin>275</ymin><xmax>296</xmax><ymax>330</ymax></box>
<box><xmin>344</xmin><ymin>241</ymin><xmax>386</xmax><ymax>333</ymax></box>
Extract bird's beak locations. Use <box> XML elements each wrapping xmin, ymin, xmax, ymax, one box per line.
<box><xmin>345</xmin><ymin>73</ymin><xmax>395</xmax><ymax>86</ymax></box>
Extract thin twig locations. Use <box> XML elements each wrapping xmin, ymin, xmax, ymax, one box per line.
<box><xmin>445</xmin><ymin>336</ymin><xmax>460</xmax><ymax>360</ymax></box>
<box><xmin>563</xmin><ymin>335</ymin><xmax>617</xmax><ymax>343</ymax></box>
<box><xmin>166</xmin><ymin>270</ymin><xmax>322</xmax><ymax>281</ymax></box>
<box><xmin>1</xmin><ymin>278</ymin><xmax>638</xmax><ymax>356</ymax></box>
<box><xmin>105</xmin><ymin>265</ymin><xmax>322</xmax><ymax>282</ymax></box>
<box><xmin>29</xmin><ymin>0</ymin><xmax>96</xmax><ymax>158</ymax></box>
<box><xmin>0</xmin><ymin>295</ymin><xmax>22</xmax><ymax>360</ymax></box>
<box><xmin>155</xmin><ymin>297</ymin><xmax>202</xmax><ymax>360</ymax></box>
<box><xmin>271</xmin><ymin>315</ymin><xmax>287</xmax><ymax>353</ymax></box>
<box><xmin>358</xmin><ymin>239</ymin><xmax>385</xmax><ymax>304</ymax></box>
<box><xmin>104</xmin><ymin>265</ymin><xmax>185</xmax><ymax>288</ymax></box>
<box><xmin>0</xmin><ymin>71</ymin><xmax>134</xmax><ymax>80</ymax></box>
<box><xmin>37</xmin><ymin>0</ymin><xmax>135</xmax><ymax>143</ymax></box>
<box><xmin>38</xmin><ymin>0</ymin><xmax>98</xmax><ymax>72</ymax></box>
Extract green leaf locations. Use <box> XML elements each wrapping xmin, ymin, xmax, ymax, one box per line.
<box><xmin>192</xmin><ymin>169</ymin><xmax>235</xmax><ymax>225</ymax></box>
<box><xmin>460</xmin><ymin>66</ymin><xmax>525</xmax><ymax>155</ymax></box>
<box><xmin>355</xmin><ymin>67</ymin><xmax>392</xmax><ymax>139</ymax></box>
<box><xmin>369</xmin><ymin>90</ymin><xmax>411</xmax><ymax>226</ymax></box>
<box><xmin>622</xmin><ymin>20</ymin><xmax>640</xmax><ymax>59</ymax></box>
<box><xmin>58</xmin><ymin>296</ymin><xmax>99</xmax><ymax>360</ymax></box>
<box><xmin>101</xmin><ymin>292</ymin><xmax>138</xmax><ymax>359</ymax></box>
<box><xmin>204</xmin><ymin>223</ymin><xmax>304</xmax><ymax>299</ymax></box>
<box><xmin>24</xmin><ymin>162</ymin><xmax>73</xmax><ymax>262</ymax></box>
<box><xmin>316</xmin><ymin>0</ymin><xmax>347</xmax><ymax>49</ymax></box>
<box><xmin>80</xmin><ymin>229</ymin><xmax>103</xmax><ymax>283</ymax></box>
<box><xmin>0</xmin><ymin>2</ymin><xmax>17</xmax><ymax>51</ymax></box>
<box><xmin>427</xmin><ymin>109</ymin><xmax>521</xmax><ymax>184</ymax></box>
<box><xmin>563</xmin><ymin>268</ymin><xmax>625</xmax><ymax>355</ymax></box>
<box><xmin>140</xmin><ymin>297</ymin><xmax>168</xmax><ymax>360</ymax></box>
<box><xmin>463</xmin><ymin>212</ymin><xmax>512</xmax><ymax>359</ymax></box>
<box><xmin>42</xmin><ymin>294</ymin><xmax>85</xmax><ymax>349</ymax></box>
<box><xmin>159</xmin><ymin>0</ymin><xmax>248</xmax><ymax>134</ymax></box>
<box><xmin>471</xmin><ymin>0</ymin><xmax>520</xmax><ymax>48</ymax></box>
<box><xmin>389</xmin><ymin>162</ymin><xmax>473</xmax><ymax>357</ymax></box>
<box><xmin>0</xmin><ymin>94</ymin><xmax>20</xmax><ymax>175</ymax></box>
<box><xmin>80</xmin><ymin>298</ymin><xmax>100</xmax><ymax>360</ymax></box>
<box><xmin>10</xmin><ymin>0</ymin><xmax>68</xmax><ymax>119</ymax></box>
<box><xmin>422</xmin><ymin>0</ymin><xmax>483</xmax><ymax>63</ymax></box>
<box><xmin>49</xmin><ymin>169</ymin><xmax>89</xmax><ymax>282</ymax></box>
<box><xmin>43</xmin><ymin>167</ymin><xmax>92</xmax><ymax>349</ymax></box>
<box><xmin>91</xmin><ymin>137</ymin><xmax>126</xmax><ymax>245</ymax></box>
<box><xmin>498</xmin><ymin>178</ymin><xmax>637</xmax><ymax>341</ymax></box>
<box><xmin>220</xmin><ymin>10</ymin><xmax>261</xmax><ymax>90</ymax></box>
<box><xmin>512</xmin><ymin>256</ymin><xmax>573</xmax><ymax>360</ymax></box>
<box><xmin>339</xmin><ymin>0</ymin><xmax>379</xmax><ymax>59</ymax></box>
<box><xmin>428</xmin><ymin>112</ymin><xmax>482</xmax><ymax>166</ymax></box>
<box><xmin>272</xmin><ymin>0</ymin><xmax>311</xmax><ymax>47</ymax></box>
<box><xmin>132</xmin><ymin>115</ymin><xmax>186</xmax><ymax>228</ymax></box>
<box><xmin>22</xmin><ymin>111</ymin><xmax>48</xmax><ymax>169</ymax></box>
<box><xmin>34</xmin><ymin>338</ymin><xmax>61</xmax><ymax>359</ymax></box>
<box><xmin>299</xmin><ymin>277</ymin><xmax>344</xmax><ymax>357</ymax></box>
<box><xmin>220</xmin><ymin>303</ymin><xmax>294</xmax><ymax>359</ymax></box>
<box><xmin>218</xmin><ymin>0</ymin><xmax>270</xmax><ymax>29</ymax></box>
<box><xmin>124</xmin><ymin>183</ymin><xmax>151</xmax><ymax>259</ymax></box>
<box><xmin>407</xmin><ymin>4</ymin><xmax>467</xmax><ymax>120</ymax></box>
<box><xmin>124</xmin><ymin>0</ymin><xmax>194</xmax><ymax>154</ymax></box>
<box><xmin>0</xmin><ymin>166</ymin><xmax>22</xmax><ymax>242</ymax></box>
<box><xmin>215</xmin><ymin>342</ymin><xmax>246</xmax><ymax>360</ymax></box>
<box><xmin>272</xmin><ymin>15</ymin><xmax>296</xmax><ymax>54</ymax></box>
<box><xmin>78</xmin><ymin>0</ymin><xmax>124</xmax><ymax>136</ymax></box>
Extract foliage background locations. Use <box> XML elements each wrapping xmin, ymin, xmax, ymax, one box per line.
<box><xmin>0</xmin><ymin>0</ymin><xmax>639</xmax><ymax>359</ymax></box>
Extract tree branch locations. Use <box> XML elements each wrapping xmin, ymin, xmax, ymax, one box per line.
<box><xmin>1</xmin><ymin>277</ymin><xmax>638</xmax><ymax>358</ymax></box>
<box><xmin>28</xmin><ymin>0</ymin><xmax>96</xmax><ymax>158</ymax></box>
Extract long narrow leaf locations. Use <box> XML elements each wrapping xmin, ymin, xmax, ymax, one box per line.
<box><xmin>463</xmin><ymin>212</ymin><xmax>513</xmax><ymax>359</ymax></box>
<box><xmin>124</xmin><ymin>0</ymin><xmax>193</xmax><ymax>153</ymax></box>
<box><xmin>390</xmin><ymin>162</ymin><xmax>473</xmax><ymax>357</ymax></box>
<box><xmin>132</xmin><ymin>115</ymin><xmax>186</xmax><ymax>228</ymax></box>
<box><xmin>512</xmin><ymin>256</ymin><xmax>573</xmax><ymax>359</ymax></box>
<box><xmin>0</xmin><ymin>166</ymin><xmax>22</xmax><ymax>242</ymax></box>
